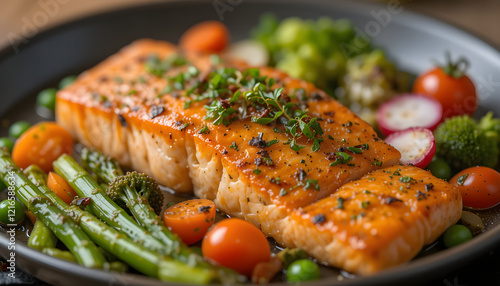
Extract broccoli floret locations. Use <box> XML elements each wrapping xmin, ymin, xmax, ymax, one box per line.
<box><xmin>107</xmin><ymin>171</ymin><xmax>164</xmax><ymax>215</ymax></box>
<box><xmin>434</xmin><ymin>113</ymin><xmax>499</xmax><ymax>170</ymax></box>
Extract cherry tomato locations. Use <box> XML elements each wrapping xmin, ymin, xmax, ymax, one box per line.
<box><xmin>413</xmin><ymin>57</ymin><xmax>477</xmax><ymax>118</ymax></box>
<box><xmin>179</xmin><ymin>21</ymin><xmax>229</xmax><ymax>54</ymax></box>
<box><xmin>12</xmin><ymin>122</ymin><xmax>74</xmax><ymax>172</ymax></box>
<box><xmin>202</xmin><ymin>218</ymin><xmax>271</xmax><ymax>276</ymax></box>
<box><xmin>164</xmin><ymin>199</ymin><xmax>216</xmax><ymax>245</ymax></box>
<box><xmin>450</xmin><ymin>166</ymin><xmax>500</xmax><ymax>210</ymax></box>
<box><xmin>47</xmin><ymin>172</ymin><xmax>78</xmax><ymax>205</ymax></box>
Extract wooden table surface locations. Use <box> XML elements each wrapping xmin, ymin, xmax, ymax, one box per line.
<box><xmin>0</xmin><ymin>0</ymin><xmax>499</xmax><ymax>50</ymax></box>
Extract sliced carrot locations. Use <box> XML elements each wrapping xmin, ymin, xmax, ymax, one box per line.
<box><xmin>47</xmin><ymin>172</ymin><xmax>77</xmax><ymax>205</ymax></box>
<box><xmin>179</xmin><ymin>21</ymin><xmax>229</xmax><ymax>54</ymax></box>
<box><xmin>163</xmin><ymin>199</ymin><xmax>216</xmax><ymax>245</ymax></box>
<box><xmin>12</xmin><ymin>122</ymin><xmax>74</xmax><ymax>173</ymax></box>
<box><xmin>26</xmin><ymin>210</ymin><xmax>37</xmax><ymax>225</ymax></box>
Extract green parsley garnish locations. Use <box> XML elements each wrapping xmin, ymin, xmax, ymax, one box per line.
<box><xmin>337</xmin><ymin>197</ymin><xmax>344</xmax><ymax>209</ymax></box>
<box><xmin>197</xmin><ymin>125</ymin><xmax>210</xmax><ymax>134</ymax></box>
<box><xmin>457</xmin><ymin>174</ymin><xmax>468</xmax><ymax>185</ymax></box>
<box><xmin>229</xmin><ymin>142</ymin><xmax>239</xmax><ymax>151</ymax></box>
<box><xmin>279</xmin><ymin>188</ymin><xmax>288</xmax><ymax>196</ymax></box>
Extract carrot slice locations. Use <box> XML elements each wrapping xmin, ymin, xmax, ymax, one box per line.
<box><xmin>163</xmin><ymin>199</ymin><xmax>216</xmax><ymax>245</ymax></box>
<box><xmin>179</xmin><ymin>21</ymin><xmax>229</xmax><ymax>54</ymax></box>
<box><xmin>47</xmin><ymin>172</ymin><xmax>78</xmax><ymax>205</ymax></box>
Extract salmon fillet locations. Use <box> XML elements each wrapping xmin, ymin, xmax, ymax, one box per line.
<box><xmin>55</xmin><ymin>39</ymin><xmax>460</xmax><ymax>274</ymax></box>
<box><xmin>283</xmin><ymin>165</ymin><xmax>462</xmax><ymax>274</ymax></box>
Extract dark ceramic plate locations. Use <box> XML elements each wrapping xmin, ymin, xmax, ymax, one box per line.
<box><xmin>1</xmin><ymin>0</ymin><xmax>500</xmax><ymax>285</ymax></box>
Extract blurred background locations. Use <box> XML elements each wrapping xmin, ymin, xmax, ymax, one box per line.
<box><xmin>0</xmin><ymin>0</ymin><xmax>499</xmax><ymax>49</ymax></box>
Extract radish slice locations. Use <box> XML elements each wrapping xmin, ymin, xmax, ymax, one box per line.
<box><xmin>224</xmin><ymin>40</ymin><xmax>269</xmax><ymax>66</ymax></box>
<box><xmin>385</xmin><ymin>127</ymin><xmax>436</xmax><ymax>168</ymax></box>
<box><xmin>377</xmin><ymin>94</ymin><xmax>443</xmax><ymax>137</ymax></box>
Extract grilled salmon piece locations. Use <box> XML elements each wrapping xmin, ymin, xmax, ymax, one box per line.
<box><xmin>283</xmin><ymin>165</ymin><xmax>462</xmax><ymax>274</ymax></box>
<box><xmin>56</xmin><ymin>39</ymin><xmax>408</xmax><ymax>273</ymax></box>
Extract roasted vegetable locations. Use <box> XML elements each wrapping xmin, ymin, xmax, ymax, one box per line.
<box><xmin>341</xmin><ymin>50</ymin><xmax>406</xmax><ymax>125</ymax></box>
<box><xmin>80</xmin><ymin>148</ymin><xmax>244</xmax><ymax>283</ymax></box>
<box><xmin>0</xmin><ymin>148</ymin><xmax>106</xmax><ymax>269</ymax></box>
<box><xmin>25</xmin><ymin>165</ymin><xmax>215</xmax><ymax>283</ymax></box>
<box><xmin>53</xmin><ymin>154</ymin><xmax>167</xmax><ymax>254</ymax></box>
<box><xmin>434</xmin><ymin>113</ymin><xmax>499</xmax><ymax>170</ymax></box>
<box><xmin>28</xmin><ymin>220</ymin><xmax>58</xmax><ymax>251</ymax></box>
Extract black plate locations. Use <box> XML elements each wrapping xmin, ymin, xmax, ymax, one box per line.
<box><xmin>1</xmin><ymin>0</ymin><xmax>500</xmax><ymax>285</ymax></box>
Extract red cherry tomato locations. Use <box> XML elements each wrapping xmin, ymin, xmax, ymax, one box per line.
<box><xmin>163</xmin><ymin>199</ymin><xmax>216</xmax><ymax>245</ymax></box>
<box><xmin>202</xmin><ymin>218</ymin><xmax>270</xmax><ymax>276</ymax></box>
<box><xmin>450</xmin><ymin>166</ymin><xmax>500</xmax><ymax>210</ymax></box>
<box><xmin>413</xmin><ymin>57</ymin><xmax>477</xmax><ymax>118</ymax></box>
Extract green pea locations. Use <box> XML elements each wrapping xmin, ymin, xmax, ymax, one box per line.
<box><xmin>427</xmin><ymin>157</ymin><xmax>452</xmax><ymax>180</ymax></box>
<box><xmin>59</xmin><ymin>75</ymin><xmax>77</xmax><ymax>89</ymax></box>
<box><xmin>443</xmin><ymin>225</ymin><xmax>472</xmax><ymax>248</ymax></box>
<box><xmin>0</xmin><ymin>137</ymin><xmax>14</xmax><ymax>153</ymax></box>
<box><xmin>0</xmin><ymin>199</ymin><xmax>25</xmax><ymax>225</ymax></box>
<box><xmin>286</xmin><ymin>259</ymin><xmax>321</xmax><ymax>282</ymax></box>
<box><xmin>37</xmin><ymin>88</ymin><xmax>57</xmax><ymax>111</ymax></box>
<box><xmin>9</xmin><ymin>121</ymin><xmax>31</xmax><ymax>139</ymax></box>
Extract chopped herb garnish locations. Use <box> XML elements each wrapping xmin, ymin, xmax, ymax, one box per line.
<box><xmin>229</xmin><ymin>142</ymin><xmax>239</xmax><ymax>151</ymax></box>
<box><xmin>372</xmin><ymin>159</ymin><xmax>383</xmax><ymax>166</ymax></box>
<box><xmin>253</xmin><ymin>168</ymin><xmax>262</xmax><ymax>175</ymax></box>
<box><xmin>329</xmin><ymin>151</ymin><xmax>353</xmax><ymax>167</ymax></box>
<box><xmin>347</xmin><ymin>146</ymin><xmax>363</xmax><ymax>154</ymax></box>
<box><xmin>270</xmin><ymin>177</ymin><xmax>281</xmax><ymax>184</ymax></box>
<box><xmin>337</xmin><ymin>197</ymin><xmax>344</xmax><ymax>209</ymax></box>
<box><xmin>279</xmin><ymin>188</ymin><xmax>288</xmax><ymax>196</ymax></box>
<box><xmin>361</xmin><ymin>201</ymin><xmax>370</xmax><ymax>209</ymax></box>
<box><xmin>457</xmin><ymin>174</ymin><xmax>468</xmax><ymax>185</ymax></box>
<box><xmin>304</xmin><ymin>179</ymin><xmax>319</xmax><ymax>191</ymax></box>
<box><xmin>179</xmin><ymin>123</ymin><xmax>189</xmax><ymax>131</ymax></box>
<box><xmin>399</xmin><ymin>176</ymin><xmax>414</xmax><ymax>183</ymax></box>
<box><xmin>262</xmin><ymin>157</ymin><xmax>274</xmax><ymax>166</ymax></box>
<box><xmin>266</xmin><ymin>139</ymin><xmax>279</xmax><ymax>147</ymax></box>
<box><xmin>197</xmin><ymin>125</ymin><xmax>210</xmax><ymax>134</ymax></box>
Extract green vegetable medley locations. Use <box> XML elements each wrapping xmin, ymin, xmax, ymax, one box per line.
<box><xmin>252</xmin><ymin>14</ymin><xmax>408</xmax><ymax>124</ymax></box>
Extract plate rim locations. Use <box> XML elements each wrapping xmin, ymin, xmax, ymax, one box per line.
<box><xmin>1</xmin><ymin>0</ymin><xmax>500</xmax><ymax>285</ymax></box>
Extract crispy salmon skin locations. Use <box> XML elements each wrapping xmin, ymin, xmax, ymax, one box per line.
<box><xmin>55</xmin><ymin>39</ymin><xmax>460</xmax><ymax>274</ymax></box>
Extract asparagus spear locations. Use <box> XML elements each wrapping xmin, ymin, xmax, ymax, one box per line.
<box><xmin>0</xmin><ymin>148</ymin><xmax>106</xmax><ymax>269</ymax></box>
<box><xmin>42</xmin><ymin>248</ymin><xmax>77</xmax><ymax>263</ymax></box>
<box><xmin>25</xmin><ymin>164</ymin><xmax>216</xmax><ymax>283</ymax></box>
<box><xmin>28</xmin><ymin>220</ymin><xmax>58</xmax><ymax>251</ymax></box>
<box><xmin>81</xmin><ymin>149</ymin><xmax>190</xmax><ymax>258</ymax></box>
<box><xmin>52</xmin><ymin>154</ymin><xmax>166</xmax><ymax>254</ymax></box>
<box><xmin>81</xmin><ymin>148</ymin><xmax>246</xmax><ymax>283</ymax></box>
